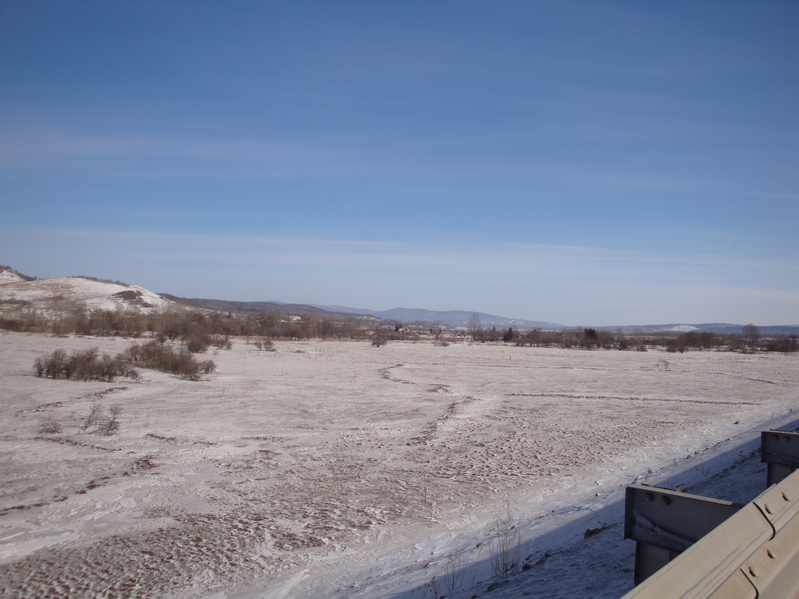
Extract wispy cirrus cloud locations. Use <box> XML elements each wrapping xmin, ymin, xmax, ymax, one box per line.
<box><xmin>0</xmin><ymin>128</ymin><xmax>376</xmax><ymax>179</ymax></box>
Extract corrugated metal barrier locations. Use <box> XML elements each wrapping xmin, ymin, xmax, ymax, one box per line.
<box><xmin>621</xmin><ymin>430</ymin><xmax>799</xmax><ymax>598</ymax></box>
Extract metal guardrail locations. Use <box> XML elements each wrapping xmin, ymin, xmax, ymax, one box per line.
<box><xmin>624</xmin><ymin>485</ymin><xmax>742</xmax><ymax>585</ymax></box>
<box><xmin>762</xmin><ymin>430</ymin><xmax>799</xmax><ymax>486</ymax></box>
<box><xmin>621</xmin><ymin>429</ymin><xmax>799</xmax><ymax>598</ymax></box>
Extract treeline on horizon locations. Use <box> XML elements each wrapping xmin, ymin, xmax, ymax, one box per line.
<box><xmin>0</xmin><ymin>301</ymin><xmax>796</xmax><ymax>353</ymax></box>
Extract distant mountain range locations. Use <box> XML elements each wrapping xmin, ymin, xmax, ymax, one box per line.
<box><xmin>309</xmin><ymin>305</ymin><xmax>563</xmax><ymax>329</ymax></box>
<box><xmin>2</xmin><ymin>267</ymin><xmax>797</xmax><ymax>334</ymax></box>
<box><xmin>611</xmin><ymin>323</ymin><xmax>799</xmax><ymax>335</ymax></box>
<box><xmin>162</xmin><ymin>296</ymin><xmax>378</xmax><ymax>322</ymax></box>
<box><xmin>163</xmin><ymin>299</ymin><xmax>560</xmax><ymax>330</ymax></box>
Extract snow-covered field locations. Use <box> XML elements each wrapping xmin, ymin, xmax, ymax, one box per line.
<box><xmin>1</xmin><ymin>332</ymin><xmax>798</xmax><ymax>598</ymax></box>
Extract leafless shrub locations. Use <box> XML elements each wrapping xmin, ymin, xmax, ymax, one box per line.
<box><xmin>254</xmin><ymin>337</ymin><xmax>275</xmax><ymax>351</ymax></box>
<box><xmin>44</xmin><ymin>348</ymin><xmax>68</xmax><ymax>378</ymax></box>
<box><xmin>210</xmin><ymin>334</ymin><xmax>232</xmax><ymax>350</ymax></box>
<box><xmin>173</xmin><ymin>352</ymin><xmax>202</xmax><ymax>379</ymax></box>
<box><xmin>33</xmin><ymin>356</ymin><xmax>46</xmax><ymax>377</ymax></box>
<box><xmin>442</xmin><ymin>550</ymin><xmax>467</xmax><ymax>597</ymax></box>
<box><xmin>432</xmin><ymin>329</ymin><xmax>450</xmax><ymax>347</ymax></box>
<box><xmin>372</xmin><ymin>327</ymin><xmax>389</xmax><ymax>347</ymax></box>
<box><xmin>98</xmin><ymin>404</ymin><xmax>122</xmax><ymax>435</ymax></box>
<box><xmin>199</xmin><ymin>360</ymin><xmax>216</xmax><ymax>375</ymax></box>
<box><xmin>69</xmin><ymin>347</ymin><xmax>99</xmax><ymax>380</ymax></box>
<box><xmin>182</xmin><ymin>333</ymin><xmax>231</xmax><ymax>353</ymax></box>
<box><xmin>184</xmin><ymin>333</ymin><xmax>211</xmax><ymax>354</ymax></box>
<box><xmin>81</xmin><ymin>402</ymin><xmax>104</xmax><ymax>433</ymax></box>
<box><xmin>38</xmin><ymin>415</ymin><xmax>63</xmax><ymax>434</ymax></box>
<box><xmin>489</xmin><ymin>505</ymin><xmax>521</xmax><ymax>580</ymax></box>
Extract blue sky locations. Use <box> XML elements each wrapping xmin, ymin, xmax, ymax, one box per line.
<box><xmin>1</xmin><ymin>1</ymin><xmax>797</xmax><ymax>325</ymax></box>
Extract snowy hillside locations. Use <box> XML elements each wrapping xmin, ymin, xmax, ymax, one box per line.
<box><xmin>0</xmin><ymin>272</ymin><xmax>174</xmax><ymax>313</ymax></box>
<box><xmin>0</xmin><ymin>268</ymin><xmax>28</xmax><ymax>284</ymax></box>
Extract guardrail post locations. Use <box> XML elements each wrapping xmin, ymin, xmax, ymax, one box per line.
<box><xmin>624</xmin><ymin>485</ymin><xmax>742</xmax><ymax>585</ymax></box>
<box><xmin>621</xmin><ymin>469</ymin><xmax>799</xmax><ymax>598</ymax></box>
<box><xmin>761</xmin><ymin>429</ymin><xmax>799</xmax><ymax>486</ymax></box>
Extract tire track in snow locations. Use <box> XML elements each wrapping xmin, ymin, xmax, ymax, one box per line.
<box><xmin>507</xmin><ymin>393</ymin><xmax>756</xmax><ymax>405</ymax></box>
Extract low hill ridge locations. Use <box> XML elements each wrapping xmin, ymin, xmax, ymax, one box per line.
<box><xmin>0</xmin><ymin>272</ymin><xmax>174</xmax><ymax>313</ymax></box>
<box><xmin>2</xmin><ymin>267</ymin><xmax>796</xmax><ymax>333</ymax></box>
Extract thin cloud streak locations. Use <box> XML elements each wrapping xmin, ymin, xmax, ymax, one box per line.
<box><xmin>0</xmin><ymin>129</ymin><xmax>375</xmax><ymax>179</ymax></box>
<box><xmin>0</xmin><ymin>123</ymin><xmax>753</xmax><ymax>210</ymax></box>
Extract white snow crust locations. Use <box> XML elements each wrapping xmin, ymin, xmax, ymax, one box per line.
<box><xmin>1</xmin><ymin>333</ymin><xmax>798</xmax><ymax>598</ymax></box>
<box><xmin>668</xmin><ymin>325</ymin><xmax>700</xmax><ymax>333</ymax></box>
<box><xmin>0</xmin><ymin>276</ymin><xmax>174</xmax><ymax>313</ymax></box>
<box><xmin>0</xmin><ymin>269</ymin><xmax>26</xmax><ymax>284</ymax></box>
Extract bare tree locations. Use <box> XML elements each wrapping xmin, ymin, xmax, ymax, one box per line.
<box><xmin>372</xmin><ymin>327</ymin><xmax>389</xmax><ymax>347</ymax></box>
<box><xmin>743</xmin><ymin>323</ymin><xmax>760</xmax><ymax>351</ymax></box>
<box><xmin>469</xmin><ymin>314</ymin><xmax>483</xmax><ymax>342</ymax></box>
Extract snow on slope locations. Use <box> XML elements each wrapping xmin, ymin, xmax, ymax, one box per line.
<box><xmin>0</xmin><ymin>276</ymin><xmax>174</xmax><ymax>313</ymax></box>
<box><xmin>668</xmin><ymin>324</ymin><xmax>700</xmax><ymax>333</ymax></box>
<box><xmin>0</xmin><ymin>269</ymin><xmax>27</xmax><ymax>284</ymax></box>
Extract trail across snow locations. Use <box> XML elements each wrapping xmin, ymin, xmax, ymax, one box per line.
<box><xmin>1</xmin><ymin>332</ymin><xmax>797</xmax><ymax>598</ymax></box>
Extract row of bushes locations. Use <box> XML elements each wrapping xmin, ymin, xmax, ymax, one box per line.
<box><xmin>117</xmin><ymin>340</ymin><xmax>216</xmax><ymax>380</ymax></box>
<box><xmin>6</xmin><ymin>299</ymin><xmax>795</xmax><ymax>353</ymax></box>
<box><xmin>500</xmin><ymin>327</ymin><xmax>797</xmax><ymax>353</ymax></box>
<box><xmin>0</xmin><ymin>302</ymin><xmax>373</xmax><ymax>340</ymax></box>
<box><xmin>34</xmin><ymin>348</ymin><xmax>139</xmax><ymax>382</ymax></box>
<box><xmin>35</xmin><ymin>341</ymin><xmax>216</xmax><ymax>382</ymax></box>
<box><xmin>183</xmin><ymin>333</ymin><xmax>232</xmax><ymax>353</ymax></box>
